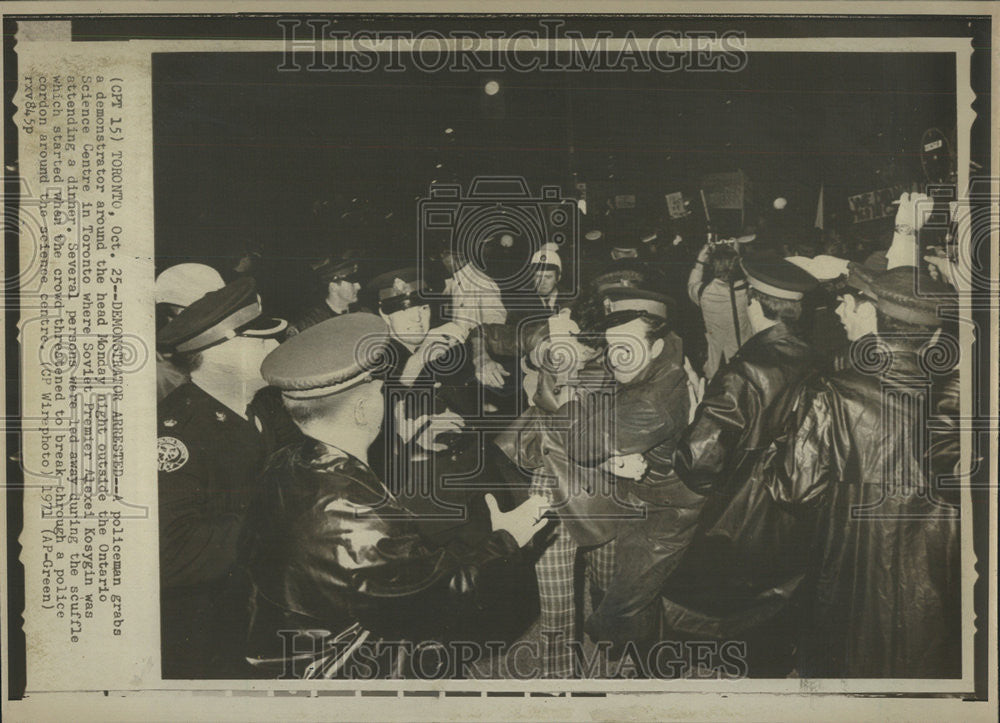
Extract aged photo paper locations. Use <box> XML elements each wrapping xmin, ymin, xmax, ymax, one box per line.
<box><xmin>2</xmin><ymin>2</ymin><xmax>997</xmax><ymax>721</ymax></box>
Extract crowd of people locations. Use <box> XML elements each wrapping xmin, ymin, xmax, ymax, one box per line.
<box><xmin>154</xmin><ymin>190</ymin><xmax>964</xmax><ymax>680</ymax></box>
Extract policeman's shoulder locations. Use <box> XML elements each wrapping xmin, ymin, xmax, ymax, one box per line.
<box><xmin>158</xmin><ymin>382</ymin><xmax>203</xmax><ymax>432</ymax></box>
<box><xmin>158</xmin><ymin>383</ymin><xmax>243</xmax><ymax>473</ymax></box>
<box><xmin>158</xmin><ymin>383</ymin><xmax>204</xmax><ymax>474</ymax></box>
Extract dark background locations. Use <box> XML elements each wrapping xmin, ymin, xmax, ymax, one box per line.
<box><xmin>152</xmin><ymin>49</ymin><xmax>958</xmax><ymax>318</ymax></box>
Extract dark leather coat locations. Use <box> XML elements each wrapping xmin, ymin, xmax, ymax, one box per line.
<box><xmin>674</xmin><ymin>322</ymin><xmax>818</xmax><ymax>497</ymax></box>
<box><xmin>662</xmin><ymin>323</ymin><xmax>819</xmax><ymax>642</ymax></box>
<box><xmin>241</xmin><ymin>439</ymin><xmax>518</xmax><ymax>673</ymax></box>
<box><xmin>495</xmin><ymin>331</ymin><xmax>701</xmax><ymax>547</ymax></box>
<box><xmin>763</xmin><ymin>338</ymin><xmax>961</xmax><ymax>678</ymax></box>
<box><xmin>568</xmin><ymin>331</ymin><xmax>702</xmax><ymax>510</ymax></box>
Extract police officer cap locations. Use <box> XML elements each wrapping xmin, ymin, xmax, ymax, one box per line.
<box><xmin>594</xmin><ymin>271</ymin><xmax>673</xmax><ymax>329</ymax></box>
<box><xmin>155</xmin><ymin>263</ymin><xmax>225</xmax><ymax>308</ymax></box>
<box><xmin>785</xmin><ymin>255</ymin><xmax>851</xmax><ymax>283</ymax></box>
<box><xmin>592</xmin><ymin>265</ymin><xmax>647</xmax><ymax>296</ymax></box>
<box><xmin>370</xmin><ymin>268</ymin><xmax>427</xmax><ymax>315</ymax></box>
<box><xmin>741</xmin><ymin>256</ymin><xmax>818</xmax><ymax>301</ymax></box>
<box><xmin>846</xmin><ymin>264</ymin><xmax>951</xmax><ymax>327</ymax></box>
<box><xmin>159</xmin><ymin>277</ymin><xmax>287</xmax><ymax>354</ymax></box>
<box><xmin>261</xmin><ymin>313</ymin><xmax>390</xmax><ymax>400</ymax></box>
<box><xmin>312</xmin><ymin>254</ymin><xmax>361</xmax><ymax>284</ymax></box>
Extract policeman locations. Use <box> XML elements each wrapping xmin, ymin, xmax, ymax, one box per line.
<box><xmin>156</xmin><ymin>277</ymin><xmax>287</xmax><ymax>678</ymax></box>
<box><xmin>369</xmin><ymin>266</ymin><xmax>463</xmax><ymax>385</ymax></box>
<box><xmin>368</xmin><ymin>269</ymin><xmax>464</xmax><ymax>484</ymax></box>
<box><xmin>242</xmin><ymin>314</ymin><xmax>549</xmax><ymax>678</ymax></box>
<box><xmin>763</xmin><ymin>263</ymin><xmax>960</xmax><ymax>678</ymax></box>
<box><xmin>286</xmin><ymin>252</ymin><xmax>363</xmax><ymax>337</ymax></box>
<box><xmin>154</xmin><ymin>263</ymin><xmax>226</xmax><ymax>400</ymax></box>
<box><xmin>665</xmin><ymin>255</ymin><xmax>820</xmax><ymax>675</ymax></box>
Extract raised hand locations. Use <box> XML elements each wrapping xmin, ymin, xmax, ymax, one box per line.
<box><xmin>485</xmin><ymin>493</ymin><xmax>551</xmax><ymax>547</ymax></box>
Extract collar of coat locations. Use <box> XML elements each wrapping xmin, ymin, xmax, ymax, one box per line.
<box><xmin>293</xmin><ymin>438</ymin><xmax>390</xmax><ymax>504</ymax></box>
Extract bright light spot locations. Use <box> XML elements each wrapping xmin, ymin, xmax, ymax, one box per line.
<box><xmin>444</xmin><ymin>128</ymin><xmax>453</xmax><ymax>134</ymax></box>
<box><xmin>773</xmin><ymin>197</ymin><xmax>788</xmax><ymax>210</ymax></box>
<box><xmin>484</xmin><ymin>80</ymin><xmax>500</xmax><ymax>96</ymax></box>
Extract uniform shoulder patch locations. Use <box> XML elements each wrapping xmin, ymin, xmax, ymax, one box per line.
<box><xmin>158</xmin><ymin>436</ymin><xmax>190</xmax><ymax>473</ymax></box>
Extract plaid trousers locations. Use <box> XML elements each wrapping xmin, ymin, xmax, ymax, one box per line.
<box><xmin>534</xmin><ymin>518</ymin><xmax>617</xmax><ymax>678</ymax></box>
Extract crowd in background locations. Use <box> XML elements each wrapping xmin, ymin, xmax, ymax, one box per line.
<box><xmin>153</xmin><ymin>188</ymin><xmax>965</xmax><ymax>680</ymax></box>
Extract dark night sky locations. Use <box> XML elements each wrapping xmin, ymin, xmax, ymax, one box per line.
<box><xmin>152</xmin><ymin>50</ymin><xmax>957</xmax><ymax>316</ymax></box>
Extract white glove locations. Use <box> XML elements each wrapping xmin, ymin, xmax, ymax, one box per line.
<box><xmin>486</xmin><ymin>493</ymin><xmax>551</xmax><ymax>547</ymax></box>
<box><xmin>887</xmin><ymin>191</ymin><xmax>931</xmax><ymax>270</ymax></box>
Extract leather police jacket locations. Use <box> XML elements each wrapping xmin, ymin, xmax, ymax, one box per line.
<box><xmin>241</xmin><ymin>439</ymin><xmax>518</xmax><ymax>666</ymax></box>
<box><xmin>674</xmin><ymin>322</ymin><xmax>818</xmax><ymax>497</ymax></box>
<box><xmin>763</xmin><ymin>337</ymin><xmax>961</xmax><ymax>677</ymax></box>
<box><xmin>660</xmin><ymin>323</ymin><xmax>819</xmax><ymax>631</ymax></box>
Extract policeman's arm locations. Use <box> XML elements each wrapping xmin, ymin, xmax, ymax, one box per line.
<box><xmin>159</xmin><ymin>467</ymin><xmax>245</xmax><ymax>588</ymax></box>
<box><xmin>313</xmin><ymin>502</ymin><xmax>540</xmax><ymax>602</ymax></box>
<box><xmin>762</xmin><ymin>386</ymin><xmax>835</xmax><ymax>506</ymax></box>
<box><xmin>673</xmin><ymin>367</ymin><xmax>761</xmax><ymax>496</ymax></box>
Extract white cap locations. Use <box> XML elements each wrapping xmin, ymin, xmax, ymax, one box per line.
<box><xmin>530</xmin><ymin>243</ymin><xmax>562</xmax><ymax>272</ymax></box>
<box><xmin>155</xmin><ymin>263</ymin><xmax>226</xmax><ymax>307</ymax></box>
<box><xmin>785</xmin><ymin>254</ymin><xmax>851</xmax><ymax>282</ymax></box>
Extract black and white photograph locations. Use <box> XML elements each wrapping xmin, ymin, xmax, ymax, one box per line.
<box><xmin>3</xmin><ymin>4</ymin><xmax>997</xmax><ymax>721</ymax></box>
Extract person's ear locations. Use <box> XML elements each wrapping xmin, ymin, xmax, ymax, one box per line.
<box><xmin>650</xmin><ymin>337</ymin><xmax>665</xmax><ymax>360</ymax></box>
<box><xmin>354</xmin><ymin>394</ymin><xmax>370</xmax><ymax>427</ymax></box>
<box><xmin>355</xmin><ymin>382</ymin><xmax>385</xmax><ymax>427</ymax></box>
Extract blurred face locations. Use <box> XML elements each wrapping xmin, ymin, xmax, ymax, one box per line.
<box><xmin>330</xmin><ymin>279</ymin><xmax>360</xmax><ymax>305</ymax></box>
<box><xmin>835</xmin><ymin>293</ymin><xmax>877</xmax><ymax>342</ymax></box>
<box><xmin>533</xmin><ymin>269</ymin><xmax>559</xmax><ymax>296</ymax></box>
<box><xmin>382</xmin><ymin>304</ymin><xmax>431</xmax><ymax>346</ymax></box>
<box><xmin>209</xmin><ymin>335</ymin><xmax>279</xmax><ymax>397</ymax></box>
<box><xmin>604</xmin><ymin>317</ymin><xmax>664</xmax><ymax>384</ymax></box>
